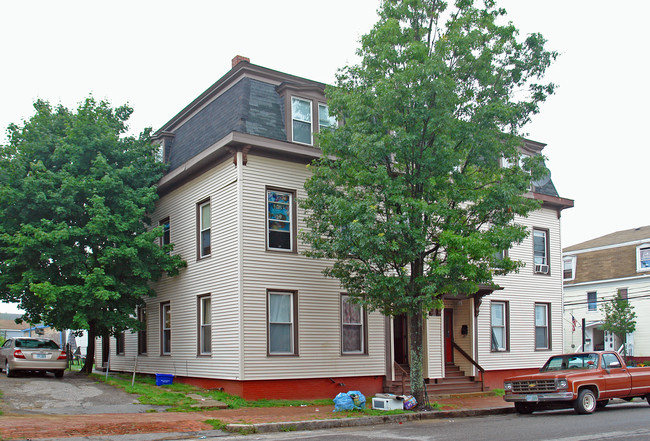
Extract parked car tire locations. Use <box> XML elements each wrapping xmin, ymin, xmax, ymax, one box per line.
<box><xmin>596</xmin><ymin>399</ymin><xmax>609</xmax><ymax>408</ymax></box>
<box><xmin>5</xmin><ymin>361</ymin><xmax>15</xmax><ymax>378</ymax></box>
<box><xmin>574</xmin><ymin>389</ymin><xmax>597</xmax><ymax>414</ymax></box>
<box><xmin>514</xmin><ymin>402</ymin><xmax>536</xmax><ymax>414</ymax></box>
<box><xmin>54</xmin><ymin>370</ymin><xmax>64</xmax><ymax>378</ymax></box>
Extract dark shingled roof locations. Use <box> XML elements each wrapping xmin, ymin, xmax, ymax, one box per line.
<box><xmin>166</xmin><ymin>78</ymin><xmax>287</xmax><ymax>171</ymax></box>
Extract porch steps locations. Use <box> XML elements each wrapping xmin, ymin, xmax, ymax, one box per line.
<box><xmin>384</xmin><ymin>363</ymin><xmax>483</xmax><ymax>396</ymax></box>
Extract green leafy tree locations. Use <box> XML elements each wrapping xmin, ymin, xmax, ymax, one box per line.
<box><xmin>301</xmin><ymin>0</ymin><xmax>556</xmax><ymax>405</ymax></box>
<box><xmin>601</xmin><ymin>295</ymin><xmax>636</xmax><ymax>363</ymax></box>
<box><xmin>0</xmin><ymin>98</ymin><xmax>186</xmax><ymax>373</ymax></box>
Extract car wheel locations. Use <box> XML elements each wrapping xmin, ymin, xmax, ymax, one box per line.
<box><xmin>574</xmin><ymin>389</ymin><xmax>597</xmax><ymax>414</ymax></box>
<box><xmin>514</xmin><ymin>402</ymin><xmax>535</xmax><ymax>414</ymax></box>
<box><xmin>54</xmin><ymin>370</ymin><xmax>64</xmax><ymax>378</ymax></box>
<box><xmin>5</xmin><ymin>362</ymin><xmax>15</xmax><ymax>378</ymax></box>
<box><xmin>596</xmin><ymin>399</ymin><xmax>609</xmax><ymax>408</ymax></box>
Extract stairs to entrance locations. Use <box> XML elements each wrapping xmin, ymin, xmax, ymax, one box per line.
<box><xmin>384</xmin><ymin>363</ymin><xmax>483</xmax><ymax>396</ymax></box>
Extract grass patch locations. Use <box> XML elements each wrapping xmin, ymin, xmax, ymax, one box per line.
<box><xmin>491</xmin><ymin>388</ymin><xmax>505</xmax><ymax>397</ymax></box>
<box><xmin>204</xmin><ymin>419</ymin><xmax>227</xmax><ymax>431</ymax></box>
<box><xmin>92</xmin><ymin>372</ymin><xmax>333</xmax><ymax>412</ymax></box>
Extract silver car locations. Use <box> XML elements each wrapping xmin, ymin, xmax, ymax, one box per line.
<box><xmin>0</xmin><ymin>337</ymin><xmax>67</xmax><ymax>378</ymax></box>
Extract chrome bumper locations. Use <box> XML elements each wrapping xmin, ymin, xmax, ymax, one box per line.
<box><xmin>504</xmin><ymin>391</ymin><xmax>574</xmax><ymax>403</ymax></box>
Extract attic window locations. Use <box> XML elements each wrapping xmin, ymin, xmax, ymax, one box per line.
<box><xmin>637</xmin><ymin>244</ymin><xmax>650</xmax><ymax>272</ymax></box>
<box><xmin>563</xmin><ymin>256</ymin><xmax>576</xmax><ymax>281</ymax></box>
<box><xmin>291</xmin><ymin>97</ymin><xmax>312</xmax><ymax>145</ymax></box>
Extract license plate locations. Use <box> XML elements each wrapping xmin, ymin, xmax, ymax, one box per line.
<box><xmin>526</xmin><ymin>394</ymin><xmax>538</xmax><ymax>402</ymax></box>
<box><xmin>34</xmin><ymin>354</ymin><xmax>47</xmax><ymax>359</ymax></box>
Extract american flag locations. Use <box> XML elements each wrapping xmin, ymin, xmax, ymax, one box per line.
<box><xmin>571</xmin><ymin>314</ymin><xmax>578</xmax><ymax>332</ymax></box>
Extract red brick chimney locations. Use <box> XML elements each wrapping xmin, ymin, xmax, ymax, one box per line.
<box><xmin>232</xmin><ymin>55</ymin><xmax>250</xmax><ymax>68</ymax></box>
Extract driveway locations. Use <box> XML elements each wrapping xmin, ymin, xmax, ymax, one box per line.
<box><xmin>0</xmin><ymin>370</ymin><xmax>166</xmax><ymax>414</ymax></box>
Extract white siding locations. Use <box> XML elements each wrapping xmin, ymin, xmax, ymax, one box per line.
<box><xmin>564</xmin><ymin>278</ymin><xmax>650</xmax><ymax>356</ymax></box>
<box><xmin>476</xmin><ymin>207</ymin><xmax>564</xmax><ymax>370</ymax></box>
<box><xmin>110</xmin><ymin>159</ymin><xmax>242</xmax><ymax>379</ymax></box>
<box><xmin>240</xmin><ymin>154</ymin><xmax>386</xmax><ymax>380</ymax></box>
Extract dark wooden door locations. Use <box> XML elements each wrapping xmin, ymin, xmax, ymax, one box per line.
<box><xmin>394</xmin><ymin>314</ymin><xmax>409</xmax><ymax>365</ymax></box>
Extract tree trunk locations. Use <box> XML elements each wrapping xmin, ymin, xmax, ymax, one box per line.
<box><xmin>408</xmin><ymin>311</ymin><xmax>425</xmax><ymax>407</ymax></box>
<box><xmin>82</xmin><ymin>322</ymin><xmax>97</xmax><ymax>374</ymax></box>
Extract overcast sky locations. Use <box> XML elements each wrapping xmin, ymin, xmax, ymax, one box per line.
<box><xmin>1</xmin><ymin>1</ymin><xmax>649</xmax><ymax>313</ymax></box>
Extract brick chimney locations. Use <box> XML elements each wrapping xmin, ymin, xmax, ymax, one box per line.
<box><xmin>232</xmin><ymin>55</ymin><xmax>250</xmax><ymax>68</ymax></box>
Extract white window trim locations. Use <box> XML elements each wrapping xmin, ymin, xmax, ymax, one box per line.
<box><xmin>291</xmin><ymin>96</ymin><xmax>313</xmax><ymax>145</ymax></box>
<box><xmin>636</xmin><ymin>243</ymin><xmax>650</xmax><ymax>272</ymax></box>
<box><xmin>563</xmin><ymin>255</ymin><xmax>576</xmax><ymax>281</ymax></box>
<box><xmin>587</xmin><ymin>291</ymin><xmax>598</xmax><ymax>312</ymax></box>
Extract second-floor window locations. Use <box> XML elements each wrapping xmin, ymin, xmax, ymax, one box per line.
<box><xmin>198</xmin><ymin>200</ymin><xmax>211</xmax><ymax>258</ymax></box>
<box><xmin>292</xmin><ymin>97</ymin><xmax>312</xmax><ymax>145</ymax></box>
<box><xmin>318</xmin><ymin>103</ymin><xmax>336</xmax><ymax>131</ymax></box>
<box><xmin>533</xmin><ymin>229</ymin><xmax>549</xmax><ymax>274</ymax></box>
<box><xmin>267</xmin><ymin>189</ymin><xmax>294</xmax><ymax>251</ymax></box>
<box><xmin>160</xmin><ymin>218</ymin><xmax>170</xmax><ymax>253</ymax></box>
<box><xmin>587</xmin><ymin>291</ymin><xmax>597</xmax><ymax>311</ymax></box>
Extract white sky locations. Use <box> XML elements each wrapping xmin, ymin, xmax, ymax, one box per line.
<box><xmin>1</xmin><ymin>1</ymin><xmax>649</xmax><ymax>313</ymax></box>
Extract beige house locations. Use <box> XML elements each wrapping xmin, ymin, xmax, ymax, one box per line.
<box><xmin>101</xmin><ymin>57</ymin><xmax>573</xmax><ymax>399</ymax></box>
<box><xmin>563</xmin><ymin>226</ymin><xmax>650</xmax><ymax>362</ymax></box>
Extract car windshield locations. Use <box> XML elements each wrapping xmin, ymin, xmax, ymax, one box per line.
<box><xmin>541</xmin><ymin>353</ymin><xmax>599</xmax><ymax>371</ymax></box>
<box><xmin>15</xmin><ymin>339</ymin><xmax>60</xmax><ymax>349</ymax></box>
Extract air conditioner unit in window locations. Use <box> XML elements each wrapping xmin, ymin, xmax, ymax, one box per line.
<box><xmin>535</xmin><ymin>264</ymin><xmax>549</xmax><ymax>274</ymax></box>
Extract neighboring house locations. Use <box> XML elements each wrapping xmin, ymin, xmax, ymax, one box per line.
<box><xmin>100</xmin><ymin>56</ymin><xmax>573</xmax><ymax>399</ymax></box>
<box><xmin>563</xmin><ymin>226</ymin><xmax>650</xmax><ymax>362</ymax></box>
<box><xmin>0</xmin><ymin>314</ymin><xmax>26</xmax><ymax>339</ymax></box>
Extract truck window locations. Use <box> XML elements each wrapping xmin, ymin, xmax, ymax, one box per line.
<box><xmin>602</xmin><ymin>353</ymin><xmax>621</xmax><ymax>369</ymax></box>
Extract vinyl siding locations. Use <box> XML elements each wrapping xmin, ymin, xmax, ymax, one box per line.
<box><xmin>564</xmin><ymin>277</ymin><xmax>650</xmax><ymax>356</ymax></box>
<box><xmin>476</xmin><ymin>207</ymin><xmax>564</xmax><ymax>370</ymax></box>
<box><xmin>109</xmin><ymin>158</ymin><xmax>242</xmax><ymax>379</ymax></box>
<box><xmin>240</xmin><ymin>154</ymin><xmax>386</xmax><ymax>380</ymax></box>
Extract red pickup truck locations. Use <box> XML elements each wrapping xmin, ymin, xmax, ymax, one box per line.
<box><xmin>503</xmin><ymin>351</ymin><xmax>650</xmax><ymax>414</ymax></box>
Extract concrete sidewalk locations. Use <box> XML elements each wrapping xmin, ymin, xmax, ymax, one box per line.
<box><xmin>0</xmin><ymin>393</ymin><xmax>513</xmax><ymax>440</ymax></box>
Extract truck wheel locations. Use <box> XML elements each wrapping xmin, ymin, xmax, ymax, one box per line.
<box><xmin>574</xmin><ymin>389</ymin><xmax>597</xmax><ymax>414</ymax></box>
<box><xmin>514</xmin><ymin>402</ymin><xmax>535</xmax><ymax>414</ymax></box>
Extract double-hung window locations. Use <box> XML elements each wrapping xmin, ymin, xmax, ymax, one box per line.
<box><xmin>587</xmin><ymin>292</ymin><xmax>597</xmax><ymax>311</ymax></box>
<box><xmin>291</xmin><ymin>97</ymin><xmax>312</xmax><ymax>145</ymax></box>
<box><xmin>533</xmin><ymin>229</ymin><xmax>549</xmax><ymax>274</ymax></box>
<box><xmin>198</xmin><ymin>200</ymin><xmax>211</xmax><ymax>258</ymax></box>
<box><xmin>341</xmin><ymin>294</ymin><xmax>365</xmax><ymax>354</ymax></box>
<box><xmin>563</xmin><ymin>256</ymin><xmax>576</xmax><ymax>281</ymax></box>
<box><xmin>161</xmin><ymin>302</ymin><xmax>171</xmax><ymax>355</ymax></box>
<box><xmin>491</xmin><ymin>301</ymin><xmax>508</xmax><ymax>351</ymax></box>
<box><xmin>318</xmin><ymin>103</ymin><xmax>336</xmax><ymax>132</ymax></box>
<box><xmin>267</xmin><ymin>189</ymin><xmax>294</xmax><ymax>251</ymax></box>
<box><xmin>137</xmin><ymin>306</ymin><xmax>147</xmax><ymax>355</ymax></box>
<box><xmin>198</xmin><ymin>295</ymin><xmax>212</xmax><ymax>355</ymax></box>
<box><xmin>535</xmin><ymin>303</ymin><xmax>550</xmax><ymax>350</ymax></box>
<box><xmin>268</xmin><ymin>291</ymin><xmax>297</xmax><ymax>355</ymax></box>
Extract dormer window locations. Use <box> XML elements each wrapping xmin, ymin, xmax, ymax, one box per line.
<box><xmin>291</xmin><ymin>97</ymin><xmax>312</xmax><ymax>145</ymax></box>
<box><xmin>637</xmin><ymin>244</ymin><xmax>650</xmax><ymax>272</ymax></box>
<box><xmin>318</xmin><ymin>104</ymin><xmax>336</xmax><ymax>131</ymax></box>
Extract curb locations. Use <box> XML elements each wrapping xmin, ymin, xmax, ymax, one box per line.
<box><xmin>225</xmin><ymin>406</ymin><xmax>514</xmax><ymax>434</ymax></box>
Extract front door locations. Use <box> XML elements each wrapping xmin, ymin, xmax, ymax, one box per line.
<box><xmin>444</xmin><ymin>309</ymin><xmax>454</xmax><ymax>363</ymax></box>
<box><xmin>393</xmin><ymin>314</ymin><xmax>409</xmax><ymax>365</ymax></box>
